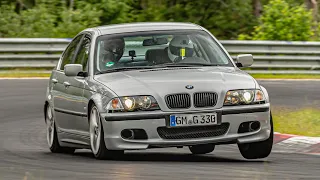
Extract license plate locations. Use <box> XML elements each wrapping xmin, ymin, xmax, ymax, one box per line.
<box><xmin>169</xmin><ymin>113</ymin><xmax>218</xmax><ymax>127</ymax></box>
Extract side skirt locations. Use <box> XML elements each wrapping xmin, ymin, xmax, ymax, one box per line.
<box><xmin>58</xmin><ymin>127</ymin><xmax>90</xmax><ymax>149</ymax></box>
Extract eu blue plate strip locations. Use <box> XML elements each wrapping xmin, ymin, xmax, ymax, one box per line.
<box><xmin>170</xmin><ymin>115</ymin><xmax>176</xmax><ymax>127</ymax></box>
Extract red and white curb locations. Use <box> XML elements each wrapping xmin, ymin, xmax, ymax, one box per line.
<box><xmin>273</xmin><ymin>132</ymin><xmax>320</xmax><ymax>155</ymax></box>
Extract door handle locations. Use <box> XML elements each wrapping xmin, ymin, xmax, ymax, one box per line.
<box><xmin>63</xmin><ymin>82</ymin><xmax>70</xmax><ymax>87</ymax></box>
<box><xmin>52</xmin><ymin>78</ymin><xmax>58</xmax><ymax>84</ymax></box>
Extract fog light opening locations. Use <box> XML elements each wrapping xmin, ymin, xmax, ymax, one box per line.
<box><xmin>249</xmin><ymin>121</ymin><xmax>260</xmax><ymax>132</ymax></box>
<box><xmin>121</xmin><ymin>129</ymin><xmax>134</xmax><ymax>139</ymax></box>
<box><xmin>121</xmin><ymin>129</ymin><xmax>148</xmax><ymax>140</ymax></box>
<box><xmin>238</xmin><ymin>121</ymin><xmax>260</xmax><ymax>133</ymax></box>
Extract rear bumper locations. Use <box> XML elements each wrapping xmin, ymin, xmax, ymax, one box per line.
<box><xmin>100</xmin><ymin>104</ymin><xmax>271</xmax><ymax>150</ymax></box>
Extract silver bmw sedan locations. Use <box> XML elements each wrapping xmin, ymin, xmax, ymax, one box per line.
<box><xmin>44</xmin><ymin>22</ymin><xmax>273</xmax><ymax>160</ymax></box>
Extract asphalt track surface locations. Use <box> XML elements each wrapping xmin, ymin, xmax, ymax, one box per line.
<box><xmin>0</xmin><ymin>79</ymin><xmax>319</xmax><ymax>180</ymax></box>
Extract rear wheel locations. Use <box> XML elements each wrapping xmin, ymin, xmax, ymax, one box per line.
<box><xmin>238</xmin><ymin>112</ymin><xmax>273</xmax><ymax>159</ymax></box>
<box><xmin>189</xmin><ymin>144</ymin><xmax>215</xmax><ymax>154</ymax></box>
<box><xmin>45</xmin><ymin>104</ymin><xmax>75</xmax><ymax>154</ymax></box>
<box><xmin>89</xmin><ymin>105</ymin><xmax>124</xmax><ymax>160</ymax></box>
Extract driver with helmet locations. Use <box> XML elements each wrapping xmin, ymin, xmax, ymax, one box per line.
<box><xmin>167</xmin><ymin>35</ymin><xmax>194</xmax><ymax>62</ymax></box>
<box><xmin>99</xmin><ymin>37</ymin><xmax>125</xmax><ymax>70</ymax></box>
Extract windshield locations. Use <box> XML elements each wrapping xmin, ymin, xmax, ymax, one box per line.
<box><xmin>94</xmin><ymin>30</ymin><xmax>233</xmax><ymax>74</ymax></box>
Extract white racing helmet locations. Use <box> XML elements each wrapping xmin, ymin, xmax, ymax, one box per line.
<box><xmin>167</xmin><ymin>35</ymin><xmax>194</xmax><ymax>62</ymax></box>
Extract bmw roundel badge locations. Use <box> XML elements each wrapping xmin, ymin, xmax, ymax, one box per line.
<box><xmin>185</xmin><ymin>85</ymin><xmax>194</xmax><ymax>89</ymax></box>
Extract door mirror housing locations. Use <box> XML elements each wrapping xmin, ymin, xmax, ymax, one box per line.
<box><xmin>64</xmin><ymin>64</ymin><xmax>83</xmax><ymax>77</ymax></box>
<box><xmin>235</xmin><ymin>54</ymin><xmax>254</xmax><ymax>68</ymax></box>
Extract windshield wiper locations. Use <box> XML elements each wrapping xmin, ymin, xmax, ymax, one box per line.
<box><xmin>96</xmin><ymin>66</ymin><xmax>156</xmax><ymax>74</ymax></box>
<box><xmin>155</xmin><ymin>63</ymin><xmax>219</xmax><ymax>67</ymax></box>
<box><xmin>96</xmin><ymin>63</ymin><xmax>221</xmax><ymax>74</ymax></box>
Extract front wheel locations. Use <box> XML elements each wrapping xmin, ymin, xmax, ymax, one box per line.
<box><xmin>89</xmin><ymin>105</ymin><xmax>123</xmax><ymax>160</ymax></box>
<box><xmin>45</xmin><ymin>104</ymin><xmax>75</xmax><ymax>154</ymax></box>
<box><xmin>238</xmin><ymin>113</ymin><xmax>274</xmax><ymax>159</ymax></box>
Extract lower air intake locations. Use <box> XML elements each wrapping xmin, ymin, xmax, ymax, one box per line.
<box><xmin>157</xmin><ymin>123</ymin><xmax>229</xmax><ymax>139</ymax></box>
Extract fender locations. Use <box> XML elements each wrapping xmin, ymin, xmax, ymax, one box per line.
<box><xmin>85</xmin><ymin>91</ymin><xmax>115</xmax><ymax>118</ymax></box>
<box><xmin>259</xmin><ymin>85</ymin><xmax>270</xmax><ymax>103</ymax></box>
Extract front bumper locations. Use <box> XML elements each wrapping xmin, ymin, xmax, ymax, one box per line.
<box><xmin>100</xmin><ymin>104</ymin><xmax>271</xmax><ymax>150</ymax></box>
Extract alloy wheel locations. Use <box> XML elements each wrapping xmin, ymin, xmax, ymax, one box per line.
<box><xmin>90</xmin><ymin>106</ymin><xmax>102</xmax><ymax>155</ymax></box>
<box><xmin>46</xmin><ymin>105</ymin><xmax>54</xmax><ymax>147</ymax></box>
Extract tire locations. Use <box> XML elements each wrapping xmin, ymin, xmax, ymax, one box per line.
<box><xmin>189</xmin><ymin>144</ymin><xmax>215</xmax><ymax>154</ymax></box>
<box><xmin>89</xmin><ymin>105</ymin><xmax>124</xmax><ymax>160</ymax></box>
<box><xmin>45</xmin><ymin>104</ymin><xmax>75</xmax><ymax>154</ymax></box>
<box><xmin>238</xmin><ymin>112</ymin><xmax>274</xmax><ymax>159</ymax></box>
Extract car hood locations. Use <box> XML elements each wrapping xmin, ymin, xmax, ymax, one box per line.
<box><xmin>94</xmin><ymin>67</ymin><xmax>257</xmax><ymax>98</ymax></box>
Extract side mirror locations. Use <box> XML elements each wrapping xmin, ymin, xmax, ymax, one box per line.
<box><xmin>64</xmin><ymin>64</ymin><xmax>83</xmax><ymax>77</ymax></box>
<box><xmin>236</xmin><ymin>54</ymin><xmax>254</xmax><ymax>67</ymax></box>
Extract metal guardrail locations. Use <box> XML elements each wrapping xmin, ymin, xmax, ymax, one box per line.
<box><xmin>0</xmin><ymin>38</ymin><xmax>319</xmax><ymax>74</ymax></box>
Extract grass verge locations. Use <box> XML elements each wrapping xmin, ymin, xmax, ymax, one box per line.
<box><xmin>251</xmin><ymin>74</ymin><xmax>320</xmax><ymax>79</ymax></box>
<box><xmin>0</xmin><ymin>72</ymin><xmax>51</xmax><ymax>78</ymax></box>
<box><xmin>272</xmin><ymin>107</ymin><xmax>320</xmax><ymax>137</ymax></box>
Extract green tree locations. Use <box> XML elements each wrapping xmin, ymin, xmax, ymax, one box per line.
<box><xmin>0</xmin><ymin>4</ymin><xmax>21</xmax><ymax>37</ymax></box>
<box><xmin>239</xmin><ymin>0</ymin><xmax>314</xmax><ymax>41</ymax></box>
<box><xmin>2</xmin><ymin>0</ymin><xmax>316</xmax><ymax>40</ymax></box>
<box><xmin>54</xmin><ymin>1</ymin><xmax>102</xmax><ymax>38</ymax></box>
<box><xmin>87</xmin><ymin>0</ymin><xmax>133</xmax><ymax>25</ymax></box>
<box><xmin>128</xmin><ymin>0</ymin><xmax>257</xmax><ymax>40</ymax></box>
<box><xmin>0</xmin><ymin>0</ymin><xmax>103</xmax><ymax>38</ymax></box>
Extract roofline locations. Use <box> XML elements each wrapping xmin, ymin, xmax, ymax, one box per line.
<box><xmin>94</xmin><ymin>21</ymin><xmax>201</xmax><ymax>29</ymax></box>
<box><xmin>81</xmin><ymin>22</ymin><xmax>203</xmax><ymax>36</ymax></box>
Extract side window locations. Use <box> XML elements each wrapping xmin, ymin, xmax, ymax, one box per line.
<box><xmin>60</xmin><ymin>35</ymin><xmax>83</xmax><ymax>70</ymax></box>
<box><xmin>74</xmin><ymin>35</ymin><xmax>91</xmax><ymax>71</ymax></box>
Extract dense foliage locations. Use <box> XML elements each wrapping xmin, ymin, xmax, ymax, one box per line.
<box><xmin>239</xmin><ymin>0</ymin><xmax>314</xmax><ymax>41</ymax></box>
<box><xmin>0</xmin><ymin>0</ymin><xmax>318</xmax><ymax>40</ymax></box>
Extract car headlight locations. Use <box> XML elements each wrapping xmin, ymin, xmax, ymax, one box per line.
<box><xmin>224</xmin><ymin>89</ymin><xmax>266</xmax><ymax>106</ymax></box>
<box><xmin>106</xmin><ymin>95</ymin><xmax>160</xmax><ymax>112</ymax></box>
